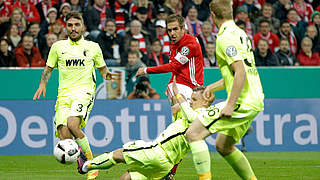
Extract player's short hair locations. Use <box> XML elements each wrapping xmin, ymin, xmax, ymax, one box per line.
<box><xmin>166</xmin><ymin>14</ymin><xmax>185</xmax><ymax>28</ymax></box>
<box><xmin>193</xmin><ymin>86</ymin><xmax>215</xmax><ymax>105</ymax></box>
<box><xmin>65</xmin><ymin>11</ymin><xmax>84</xmax><ymax>24</ymax></box>
<box><xmin>209</xmin><ymin>0</ymin><xmax>233</xmax><ymax>20</ymax></box>
<box><xmin>128</xmin><ymin>50</ymin><xmax>140</xmax><ymax>58</ymax></box>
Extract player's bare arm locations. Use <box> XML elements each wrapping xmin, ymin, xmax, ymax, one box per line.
<box><xmin>203</xmin><ymin>78</ymin><xmax>225</xmax><ymax>100</ymax></box>
<box><xmin>33</xmin><ymin>66</ymin><xmax>53</xmax><ymax>100</ymax></box>
<box><xmin>98</xmin><ymin>66</ymin><xmax>120</xmax><ymax>80</ymax></box>
<box><xmin>221</xmin><ymin>60</ymin><xmax>246</xmax><ymax>118</ymax></box>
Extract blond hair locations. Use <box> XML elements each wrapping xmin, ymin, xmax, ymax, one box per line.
<box><xmin>209</xmin><ymin>0</ymin><xmax>233</xmax><ymax>20</ymax></box>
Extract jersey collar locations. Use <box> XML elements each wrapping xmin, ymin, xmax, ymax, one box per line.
<box><xmin>218</xmin><ymin>20</ymin><xmax>235</xmax><ymax>36</ymax></box>
<box><xmin>68</xmin><ymin>36</ymin><xmax>84</xmax><ymax>45</ymax></box>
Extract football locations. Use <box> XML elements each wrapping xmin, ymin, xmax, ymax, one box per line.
<box><xmin>54</xmin><ymin>139</ymin><xmax>80</xmax><ymax>164</ymax></box>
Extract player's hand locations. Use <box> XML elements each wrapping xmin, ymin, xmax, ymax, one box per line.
<box><xmin>172</xmin><ymin>76</ymin><xmax>179</xmax><ymax>96</ymax></box>
<box><xmin>135</xmin><ymin>67</ymin><xmax>145</xmax><ymax>78</ymax></box>
<box><xmin>203</xmin><ymin>85</ymin><xmax>214</xmax><ymax>101</ymax></box>
<box><xmin>33</xmin><ymin>84</ymin><xmax>46</xmax><ymax>100</ymax></box>
<box><xmin>105</xmin><ymin>71</ymin><xmax>121</xmax><ymax>80</ymax></box>
<box><xmin>219</xmin><ymin>105</ymin><xmax>234</xmax><ymax>118</ymax></box>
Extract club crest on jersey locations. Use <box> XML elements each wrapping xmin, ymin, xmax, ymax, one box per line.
<box><xmin>226</xmin><ymin>46</ymin><xmax>237</xmax><ymax>57</ymax></box>
<box><xmin>180</xmin><ymin>46</ymin><xmax>189</xmax><ymax>56</ymax></box>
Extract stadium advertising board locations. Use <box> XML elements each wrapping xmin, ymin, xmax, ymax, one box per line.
<box><xmin>0</xmin><ymin>99</ymin><xmax>319</xmax><ymax>155</ymax></box>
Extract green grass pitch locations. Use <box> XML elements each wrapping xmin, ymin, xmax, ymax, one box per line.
<box><xmin>0</xmin><ymin>152</ymin><xmax>319</xmax><ymax>180</ymax></box>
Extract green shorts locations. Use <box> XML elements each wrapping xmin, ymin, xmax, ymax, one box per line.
<box><xmin>122</xmin><ymin>140</ymin><xmax>174</xmax><ymax>180</ymax></box>
<box><xmin>200</xmin><ymin>101</ymin><xmax>259</xmax><ymax>143</ymax></box>
<box><xmin>54</xmin><ymin>92</ymin><xmax>94</xmax><ymax>135</ymax></box>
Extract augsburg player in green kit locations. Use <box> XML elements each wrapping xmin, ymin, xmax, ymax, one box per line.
<box><xmin>77</xmin><ymin>78</ymin><xmax>215</xmax><ymax>180</ymax></box>
<box><xmin>184</xmin><ymin>0</ymin><xmax>264</xmax><ymax>180</ymax></box>
<box><xmin>33</xmin><ymin>11</ymin><xmax>117</xmax><ymax>180</ymax></box>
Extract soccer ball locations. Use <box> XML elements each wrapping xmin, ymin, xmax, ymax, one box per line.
<box><xmin>54</xmin><ymin>139</ymin><xmax>80</xmax><ymax>164</ymax></box>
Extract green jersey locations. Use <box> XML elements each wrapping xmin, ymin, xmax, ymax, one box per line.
<box><xmin>216</xmin><ymin>20</ymin><xmax>264</xmax><ymax>111</ymax></box>
<box><xmin>47</xmin><ymin>37</ymin><xmax>106</xmax><ymax>97</ymax></box>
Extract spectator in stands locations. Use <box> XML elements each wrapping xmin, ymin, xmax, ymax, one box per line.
<box><xmin>292</xmin><ymin>0</ymin><xmax>314</xmax><ymax>23</ymax></box>
<box><xmin>277</xmin><ymin>20</ymin><xmax>298</xmax><ymax>55</ymax></box>
<box><xmin>272</xmin><ymin>0</ymin><xmax>292</xmax><ymax>21</ymax></box>
<box><xmin>134</xmin><ymin>7</ymin><xmax>155</xmax><ymax>37</ymax></box>
<box><xmin>185</xmin><ymin>6</ymin><xmax>202</xmax><ymax>36</ymax></box>
<box><xmin>13</xmin><ymin>0</ymin><xmax>40</xmax><ymax>23</ymax></box>
<box><xmin>311</xmin><ymin>11</ymin><xmax>320</xmax><ymax>39</ymax></box>
<box><xmin>127</xmin><ymin>76</ymin><xmax>160</xmax><ymax>99</ymax></box>
<box><xmin>155</xmin><ymin>6</ymin><xmax>168</xmax><ymax>21</ymax></box>
<box><xmin>305</xmin><ymin>25</ymin><xmax>320</xmax><ymax>54</ymax></box>
<box><xmin>275</xmin><ymin>38</ymin><xmax>300</xmax><ymax>66</ymax></box>
<box><xmin>4</xmin><ymin>24</ymin><xmax>21</xmax><ymax>51</ymax></box>
<box><xmin>254</xmin><ymin>3</ymin><xmax>280</xmax><ymax>34</ymax></box>
<box><xmin>48</xmin><ymin>21</ymin><xmax>66</xmax><ymax>40</ymax></box>
<box><xmin>241</xmin><ymin>0</ymin><xmax>260</xmax><ymax>21</ymax></box>
<box><xmin>203</xmin><ymin>41</ymin><xmax>217</xmax><ymax>67</ymax></box>
<box><xmin>35</xmin><ymin>0</ymin><xmax>59</xmax><ymax>23</ymax></box>
<box><xmin>112</xmin><ymin>0</ymin><xmax>133</xmax><ymax>36</ymax></box>
<box><xmin>131</xmin><ymin>0</ymin><xmax>153</xmax><ymax>20</ymax></box>
<box><xmin>10</xmin><ymin>7</ymin><xmax>27</xmax><ymax>35</ymax></box>
<box><xmin>28</xmin><ymin>21</ymin><xmax>46</xmax><ymax>52</ymax></box>
<box><xmin>0</xmin><ymin>0</ymin><xmax>12</xmax><ymax>38</ymax></box>
<box><xmin>57</xmin><ymin>2</ymin><xmax>71</xmax><ymax>27</ymax></box>
<box><xmin>123</xmin><ymin>20</ymin><xmax>151</xmax><ymax>55</ymax></box>
<box><xmin>40</xmin><ymin>7</ymin><xmax>58</xmax><ymax>35</ymax></box>
<box><xmin>68</xmin><ymin>0</ymin><xmax>84</xmax><ymax>12</ymax></box>
<box><xmin>96</xmin><ymin>19</ymin><xmax>123</xmax><ymax>66</ymax></box>
<box><xmin>14</xmin><ymin>33</ymin><xmax>45</xmax><ymax>67</ymax></box>
<box><xmin>286</xmin><ymin>8</ymin><xmax>308</xmax><ymax>45</ymax></box>
<box><xmin>196</xmin><ymin>21</ymin><xmax>216</xmax><ymax>57</ymax></box>
<box><xmin>163</xmin><ymin>0</ymin><xmax>182</xmax><ymax>16</ymax></box>
<box><xmin>235</xmin><ymin>5</ymin><xmax>255</xmax><ymax>37</ymax></box>
<box><xmin>236</xmin><ymin>20</ymin><xmax>255</xmax><ymax>49</ymax></box>
<box><xmin>253</xmin><ymin>19</ymin><xmax>280</xmax><ymax>53</ymax></box>
<box><xmin>84</xmin><ymin>0</ymin><xmax>113</xmax><ymax>41</ymax></box>
<box><xmin>154</xmin><ymin>19</ymin><xmax>170</xmax><ymax>55</ymax></box>
<box><xmin>125</xmin><ymin>50</ymin><xmax>146</xmax><ymax>95</ymax></box>
<box><xmin>41</xmin><ymin>33</ymin><xmax>58</xmax><ymax>61</ymax></box>
<box><xmin>182</xmin><ymin>0</ymin><xmax>211</xmax><ymax>22</ymax></box>
<box><xmin>297</xmin><ymin>37</ymin><xmax>320</xmax><ymax>65</ymax></box>
<box><xmin>0</xmin><ymin>38</ymin><xmax>17</xmax><ymax>67</ymax></box>
<box><xmin>147</xmin><ymin>38</ymin><xmax>169</xmax><ymax>67</ymax></box>
<box><xmin>120</xmin><ymin>38</ymin><xmax>148</xmax><ymax>66</ymax></box>
<box><xmin>254</xmin><ymin>38</ymin><xmax>279</xmax><ymax>66</ymax></box>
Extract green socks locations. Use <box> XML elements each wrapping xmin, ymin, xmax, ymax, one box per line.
<box><xmin>88</xmin><ymin>152</ymin><xmax>117</xmax><ymax>170</ymax></box>
<box><xmin>190</xmin><ymin>140</ymin><xmax>212</xmax><ymax>180</ymax></box>
<box><xmin>223</xmin><ymin>148</ymin><xmax>256</xmax><ymax>180</ymax></box>
<box><xmin>76</xmin><ymin>136</ymin><xmax>93</xmax><ymax>160</ymax></box>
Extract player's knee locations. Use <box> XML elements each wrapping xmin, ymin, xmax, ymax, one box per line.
<box><xmin>113</xmin><ymin>148</ymin><xmax>125</xmax><ymax>163</ymax></box>
<box><xmin>120</xmin><ymin>171</ymin><xmax>131</xmax><ymax>180</ymax></box>
<box><xmin>185</xmin><ymin>129</ymin><xmax>201</xmax><ymax>142</ymax></box>
<box><xmin>67</xmin><ymin>118</ymin><xmax>81</xmax><ymax>132</ymax></box>
<box><xmin>57</xmin><ymin>125</ymin><xmax>72</xmax><ymax>139</ymax></box>
<box><xmin>215</xmin><ymin>143</ymin><xmax>234</xmax><ymax>156</ymax></box>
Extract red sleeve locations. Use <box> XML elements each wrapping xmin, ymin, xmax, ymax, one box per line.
<box><xmin>147</xmin><ymin>60</ymin><xmax>182</xmax><ymax>74</ymax></box>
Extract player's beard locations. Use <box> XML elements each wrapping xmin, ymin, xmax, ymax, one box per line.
<box><xmin>69</xmin><ymin>31</ymin><xmax>83</xmax><ymax>42</ymax></box>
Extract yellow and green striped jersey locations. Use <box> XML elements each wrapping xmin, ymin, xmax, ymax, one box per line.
<box><xmin>216</xmin><ymin>20</ymin><xmax>264</xmax><ymax>111</ymax></box>
<box><xmin>47</xmin><ymin>37</ymin><xmax>106</xmax><ymax>97</ymax></box>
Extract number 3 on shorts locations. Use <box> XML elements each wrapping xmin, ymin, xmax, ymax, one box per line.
<box><xmin>76</xmin><ymin>104</ymin><xmax>83</xmax><ymax>112</ymax></box>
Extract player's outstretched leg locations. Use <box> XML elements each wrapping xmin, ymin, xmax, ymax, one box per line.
<box><xmin>216</xmin><ymin>133</ymin><xmax>256</xmax><ymax>180</ymax></box>
<box><xmin>78</xmin><ymin>152</ymin><xmax>117</xmax><ymax>174</ymax></box>
<box><xmin>189</xmin><ymin>140</ymin><xmax>212</xmax><ymax>180</ymax></box>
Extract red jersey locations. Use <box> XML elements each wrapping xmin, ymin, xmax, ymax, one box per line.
<box><xmin>146</xmin><ymin>33</ymin><xmax>203</xmax><ymax>89</ymax></box>
<box><xmin>253</xmin><ymin>32</ymin><xmax>279</xmax><ymax>53</ymax></box>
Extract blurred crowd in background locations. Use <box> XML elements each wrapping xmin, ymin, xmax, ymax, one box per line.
<box><xmin>1</xmin><ymin>0</ymin><xmax>320</xmax><ymax>69</ymax></box>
